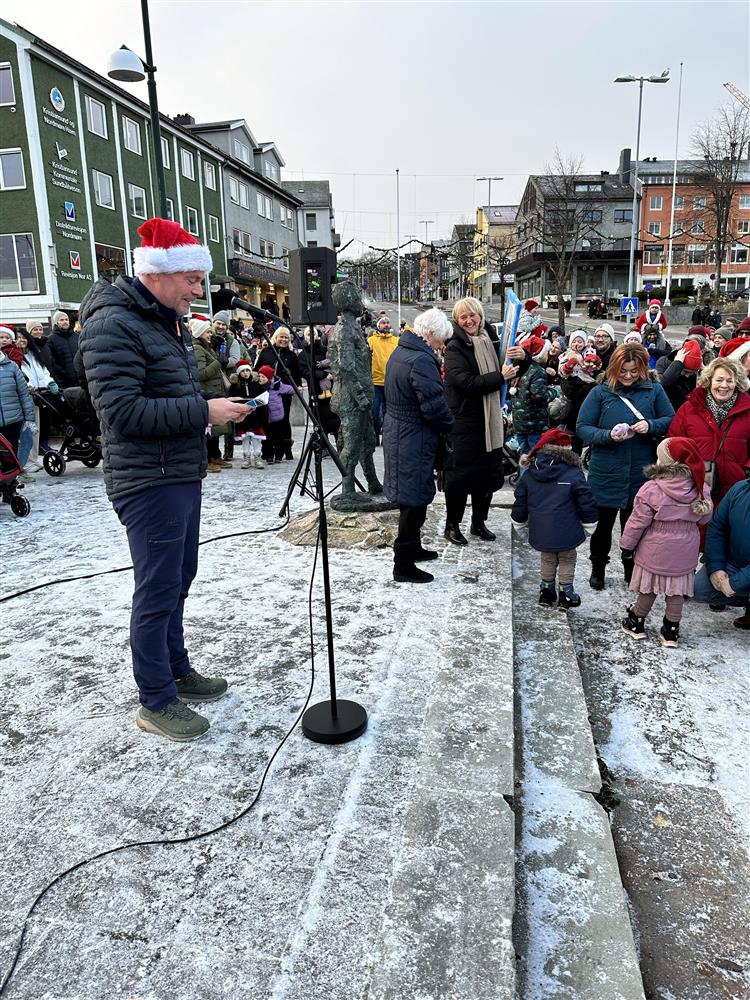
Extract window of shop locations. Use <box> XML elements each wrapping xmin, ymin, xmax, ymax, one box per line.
<box><xmin>0</xmin><ymin>233</ymin><xmax>38</xmax><ymax>293</ymax></box>
<box><xmin>95</xmin><ymin>243</ymin><xmax>126</xmax><ymax>280</ymax></box>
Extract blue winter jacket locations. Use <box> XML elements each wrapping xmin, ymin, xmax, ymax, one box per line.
<box><xmin>704</xmin><ymin>480</ymin><xmax>750</xmax><ymax>597</ymax></box>
<box><xmin>511</xmin><ymin>446</ymin><xmax>599</xmax><ymax>552</ymax></box>
<box><xmin>0</xmin><ymin>353</ymin><xmax>35</xmax><ymax>428</ymax></box>
<box><xmin>576</xmin><ymin>380</ymin><xmax>674</xmax><ymax>509</ymax></box>
<box><xmin>383</xmin><ymin>330</ymin><xmax>454</xmax><ymax>507</ymax></box>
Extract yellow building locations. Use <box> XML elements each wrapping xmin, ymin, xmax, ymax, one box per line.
<box><xmin>469</xmin><ymin>206</ymin><xmax>518</xmax><ymax>302</ymax></box>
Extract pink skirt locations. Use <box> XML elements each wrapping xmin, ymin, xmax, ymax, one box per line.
<box><xmin>629</xmin><ymin>565</ymin><xmax>694</xmax><ymax>597</ymax></box>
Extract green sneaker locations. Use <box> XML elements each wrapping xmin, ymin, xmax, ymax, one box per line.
<box><xmin>175</xmin><ymin>668</ymin><xmax>228</xmax><ymax>703</ymax></box>
<box><xmin>136</xmin><ymin>699</ymin><xmax>209</xmax><ymax>742</ymax></box>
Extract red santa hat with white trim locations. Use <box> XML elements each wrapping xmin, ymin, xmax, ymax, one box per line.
<box><xmin>133</xmin><ymin>218</ymin><xmax>212</xmax><ymax>275</ymax></box>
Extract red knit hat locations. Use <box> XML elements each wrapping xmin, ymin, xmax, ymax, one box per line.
<box><xmin>133</xmin><ymin>218</ymin><xmax>212</xmax><ymax>275</ymax></box>
<box><xmin>736</xmin><ymin>317</ymin><xmax>750</xmax><ymax>334</ymax></box>
<box><xmin>523</xmin><ymin>335</ymin><xmax>548</xmax><ymax>360</ymax></box>
<box><xmin>656</xmin><ymin>437</ymin><xmax>706</xmax><ymax>498</ymax></box>
<box><xmin>681</xmin><ymin>339</ymin><xmax>703</xmax><ymax>372</ymax></box>
<box><xmin>258</xmin><ymin>365</ymin><xmax>276</xmax><ymax>380</ymax></box>
<box><xmin>527</xmin><ymin>428</ymin><xmax>573</xmax><ymax>461</ymax></box>
<box><xmin>524</xmin><ymin>299</ymin><xmax>539</xmax><ymax>311</ymax></box>
<box><xmin>718</xmin><ymin>336</ymin><xmax>750</xmax><ymax>359</ymax></box>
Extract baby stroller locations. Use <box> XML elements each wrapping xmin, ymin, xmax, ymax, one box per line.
<box><xmin>0</xmin><ymin>433</ymin><xmax>31</xmax><ymax>517</ymax></box>
<box><xmin>501</xmin><ymin>407</ymin><xmax>521</xmax><ymax>485</ymax></box>
<box><xmin>33</xmin><ymin>387</ymin><xmax>101</xmax><ymax>476</ymax></box>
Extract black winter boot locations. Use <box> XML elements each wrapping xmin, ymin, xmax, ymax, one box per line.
<box><xmin>470</xmin><ymin>522</ymin><xmax>496</xmax><ymax>541</ymax></box>
<box><xmin>444</xmin><ymin>523</ymin><xmax>468</xmax><ymax>546</ymax></box>
<box><xmin>622</xmin><ymin>606</ymin><xmax>647</xmax><ymax>639</ymax></box>
<box><xmin>557</xmin><ymin>584</ymin><xmax>581</xmax><ymax>609</ymax></box>
<box><xmin>393</xmin><ymin>563</ymin><xmax>434</xmax><ymax>583</ymax></box>
<box><xmin>589</xmin><ymin>561</ymin><xmax>607</xmax><ymax>591</ymax></box>
<box><xmin>414</xmin><ymin>547</ymin><xmax>439</xmax><ymax>562</ymax></box>
<box><xmin>539</xmin><ymin>582</ymin><xmax>557</xmax><ymax>606</ymax></box>
<box><xmin>660</xmin><ymin>617</ymin><xmax>680</xmax><ymax>647</ymax></box>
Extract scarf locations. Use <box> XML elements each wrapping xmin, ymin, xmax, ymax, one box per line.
<box><xmin>705</xmin><ymin>390</ymin><xmax>737</xmax><ymax>427</ymax></box>
<box><xmin>471</xmin><ymin>331</ymin><xmax>503</xmax><ymax>452</ymax></box>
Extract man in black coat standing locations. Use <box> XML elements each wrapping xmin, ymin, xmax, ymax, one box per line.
<box><xmin>80</xmin><ymin>219</ymin><xmax>249</xmax><ymax>742</ymax></box>
<box><xmin>47</xmin><ymin>310</ymin><xmax>79</xmax><ymax>389</ymax></box>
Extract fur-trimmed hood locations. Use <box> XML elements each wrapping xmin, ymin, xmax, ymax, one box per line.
<box><xmin>643</xmin><ymin>461</ymin><xmax>712</xmax><ymax>514</ymax></box>
<box><xmin>643</xmin><ymin>461</ymin><xmax>692</xmax><ymax>480</ymax></box>
<box><xmin>520</xmin><ymin>444</ymin><xmax>583</xmax><ymax>469</ymax></box>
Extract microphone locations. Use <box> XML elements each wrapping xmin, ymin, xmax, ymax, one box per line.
<box><xmin>211</xmin><ymin>287</ymin><xmax>273</xmax><ymax>323</ymax></box>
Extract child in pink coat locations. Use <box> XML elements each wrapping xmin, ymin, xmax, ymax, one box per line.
<box><xmin>620</xmin><ymin>436</ymin><xmax>713</xmax><ymax>647</ymax></box>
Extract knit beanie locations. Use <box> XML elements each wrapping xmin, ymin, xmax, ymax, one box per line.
<box><xmin>712</xmin><ymin>326</ymin><xmax>733</xmax><ymax>344</ymax></box>
<box><xmin>51</xmin><ymin>310</ymin><xmax>67</xmax><ymax>327</ymax></box>
<box><xmin>26</xmin><ymin>320</ymin><xmax>44</xmax><ymax>334</ymax></box>
<box><xmin>595</xmin><ymin>323</ymin><xmax>615</xmax><ymax>342</ymax></box>
<box><xmin>524</xmin><ymin>299</ymin><xmax>539</xmax><ymax>311</ymax></box>
<box><xmin>736</xmin><ymin>316</ymin><xmax>750</xmax><ymax>334</ymax></box>
<box><xmin>258</xmin><ymin>365</ymin><xmax>276</xmax><ymax>381</ymax></box>
<box><xmin>681</xmin><ymin>339</ymin><xmax>703</xmax><ymax>372</ymax></box>
<box><xmin>568</xmin><ymin>331</ymin><xmax>587</xmax><ymax>352</ymax></box>
<box><xmin>623</xmin><ymin>331</ymin><xmax>642</xmax><ymax>345</ymax></box>
<box><xmin>656</xmin><ymin>437</ymin><xmax>711</xmax><ymax>513</ymax></box>
<box><xmin>188</xmin><ymin>318</ymin><xmax>211</xmax><ymax>340</ymax></box>
<box><xmin>685</xmin><ymin>327</ymin><xmax>707</xmax><ymax>347</ymax></box>
<box><xmin>213</xmin><ymin>310</ymin><xmax>231</xmax><ymax>326</ymax></box>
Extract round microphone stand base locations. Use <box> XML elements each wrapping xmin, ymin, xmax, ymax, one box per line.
<box><xmin>302</xmin><ymin>699</ymin><xmax>368</xmax><ymax>745</ymax></box>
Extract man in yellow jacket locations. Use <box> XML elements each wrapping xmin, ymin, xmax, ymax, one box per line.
<box><xmin>367</xmin><ymin>315</ymin><xmax>399</xmax><ymax>444</ymax></box>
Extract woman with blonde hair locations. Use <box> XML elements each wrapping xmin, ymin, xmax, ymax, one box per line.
<box><xmin>576</xmin><ymin>343</ymin><xmax>674</xmax><ymax>589</ymax></box>
<box><xmin>669</xmin><ymin>356</ymin><xmax>750</xmax><ymax>501</ymax></box>
<box><xmin>254</xmin><ymin>325</ymin><xmax>301</xmax><ymax>460</ymax></box>
<box><xmin>441</xmin><ymin>296</ymin><xmax>520</xmax><ymax>545</ymax></box>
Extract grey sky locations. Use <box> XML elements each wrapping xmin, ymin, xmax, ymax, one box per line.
<box><xmin>7</xmin><ymin>0</ymin><xmax>749</xmax><ymax>255</ymax></box>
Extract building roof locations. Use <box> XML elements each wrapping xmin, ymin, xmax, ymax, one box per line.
<box><xmin>280</xmin><ymin>180</ymin><xmax>332</xmax><ymax>208</ymax></box>
<box><xmin>638</xmin><ymin>158</ymin><xmax>750</xmax><ymax>183</ymax></box>
<box><xmin>452</xmin><ymin>223</ymin><xmax>475</xmax><ymax>238</ymax></box>
<box><xmin>482</xmin><ymin>205</ymin><xmax>518</xmax><ymax>225</ymax></box>
<box><xmin>530</xmin><ymin>174</ymin><xmax>633</xmax><ymax>199</ymax></box>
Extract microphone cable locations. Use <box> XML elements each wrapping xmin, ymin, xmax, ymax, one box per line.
<box><xmin>0</xmin><ymin>525</ymin><xmax>323</xmax><ymax>997</ymax></box>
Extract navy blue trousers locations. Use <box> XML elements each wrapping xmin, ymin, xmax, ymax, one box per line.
<box><xmin>114</xmin><ymin>482</ymin><xmax>201</xmax><ymax>710</ymax></box>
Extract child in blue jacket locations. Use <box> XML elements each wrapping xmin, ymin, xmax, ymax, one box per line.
<box><xmin>511</xmin><ymin>428</ymin><xmax>599</xmax><ymax>609</ymax></box>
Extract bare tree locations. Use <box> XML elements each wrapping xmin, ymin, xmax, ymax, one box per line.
<box><xmin>523</xmin><ymin>150</ymin><xmax>608</xmax><ymax>328</ymax></box>
<box><xmin>690</xmin><ymin>102</ymin><xmax>750</xmax><ymax>304</ymax></box>
<box><xmin>485</xmin><ymin>228</ymin><xmax>519</xmax><ymax>318</ymax></box>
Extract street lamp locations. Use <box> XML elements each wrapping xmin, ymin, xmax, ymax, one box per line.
<box><xmin>477</xmin><ymin>176</ymin><xmax>503</xmax><ymax>304</ymax></box>
<box><xmin>614</xmin><ymin>70</ymin><xmax>670</xmax><ymax>329</ymax></box>
<box><xmin>108</xmin><ymin>0</ymin><xmax>168</xmax><ymax>218</ymax></box>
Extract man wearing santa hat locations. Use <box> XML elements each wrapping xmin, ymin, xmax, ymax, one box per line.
<box><xmin>80</xmin><ymin>219</ymin><xmax>249</xmax><ymax>742</ymax></box>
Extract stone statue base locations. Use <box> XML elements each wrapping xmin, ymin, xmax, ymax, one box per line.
<box><xmin>281</xmin><ymin>507</ymin><xmax>400</xmax><ymax>550</ymax></box>
<box><xmin>330</xmin><ymin>491</ymin><xmax>398</xmax><ymax>513</ymax></box>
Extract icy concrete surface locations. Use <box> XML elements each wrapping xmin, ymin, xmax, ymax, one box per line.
<box><xmin>0</xmin><ymin>449</ymin><xmax>516</xmax><ymax>1000</ymax></box>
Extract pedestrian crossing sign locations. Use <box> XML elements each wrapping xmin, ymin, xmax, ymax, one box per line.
<box><xmin>621</xmin><ymin>296</ymin><xmax>639</xmax><ymax>315</ymax></box>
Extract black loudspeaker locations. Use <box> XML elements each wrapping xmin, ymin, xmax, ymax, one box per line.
<box><xmin>288</xmin><ymin>247</ymin><xmax>338</xmax><ymax>326</ymax></box>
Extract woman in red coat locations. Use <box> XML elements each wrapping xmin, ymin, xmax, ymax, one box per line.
<box><xmin>669</xmin><ymin>357</ymin><xmax>750</xmax><ymax>500</ymax></box>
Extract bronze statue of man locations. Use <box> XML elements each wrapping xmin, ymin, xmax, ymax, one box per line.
<box><xmin>328</xmin><ymin>282</ymin><xmax>385</xmax><ymax>510</ymax></box>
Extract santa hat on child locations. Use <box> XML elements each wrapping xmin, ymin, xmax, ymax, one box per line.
<box><xmin>236</xmin><ymin>359</ymin><xmax>253</xmax><ymax>372</ymax></box>
<box><xmin>525</xmin><ymin>428</ymin><xmax>573</xmax><ymax>462</ymax></box>
<box><xmin>718</xmin><ymin>336</ymin><xmax>750</xmax><ymax>365</ymax></box>
<box><xmin>258</xmin><ymin>365</ymin><xmax>276</xmax><ymax>381</ymax></box>
<box><xmin>681</xmin><ymin>339</ymin><xmax>704</xmax><ymax>372</ymax></box>
<box><xmin>523</xmin><ymin>335</ymin><xmax>551</xmax><ymax>362</ymax></box>
<box><xmin>524</xmin><ymin>299</ymin><xmax>539</xmax><ymax>311</ymax></box>
<box><xmin>133</xmin><ymin>218</ymin><xmax>212</xmax><ymax>275</ymax></box>
<box><xmin>648</xmin><ymin>299</ymin><xmax>662</xmax><ymax>308</ymax></box>
<box><xmin>656</xmin><ymin>437</ymin><xmax>711</xmax><ymax>512</ymax></box>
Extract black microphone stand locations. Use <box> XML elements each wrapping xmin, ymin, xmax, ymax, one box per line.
<box><xmin>220</xmin><ymin>294</ymin><xmax>367</xmax><ymax>745</ymax></box>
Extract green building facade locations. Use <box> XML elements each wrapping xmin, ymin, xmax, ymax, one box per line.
<box><xmin>0</xmin><ymin>19</ymin><xmax>227</xmax><ymax>324</ymax></box>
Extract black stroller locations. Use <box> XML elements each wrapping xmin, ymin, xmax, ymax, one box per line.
<box><xmin>33</xmin><ymin>387</ymin><xmax>101</xmax><ymax>476</ymax></box>
<box><xmin>501</xmin><ymin>407</ymin><xmax>521</xmax><ymax>485</ymax></box>
<box><xmin>0</xmin><ymin>433</ymin><xmax>31</xmax><ymax>517</ymax></box>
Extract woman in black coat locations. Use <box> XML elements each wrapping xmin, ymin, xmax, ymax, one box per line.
<box><xmin>442</xmin><ymin>297</ymin><xmax>520</xmax><ymax>545</ymax></box>
<box><xmin>383</xmin><ymin>308</ymin><xmax>455</xmax><ymax>583</ymax></box>
<box><xmin>254</xmin><ymin>326</ymin><xmax>301</xmax><ymax>460</ymax></box>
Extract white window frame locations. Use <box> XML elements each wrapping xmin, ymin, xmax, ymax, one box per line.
<box><xmin>208</xmin><ymin>215</ymin><xmax>220</xmax><ymax>242</ymax></box>
<box><xmin>0</xmin><ymin>232</ymin><xmax>39</xmax><ymax>294</ymax></box>
<box><xmin>305</xmin><ymin>212</ymin><xmax>318</xmax><ymax>231</ymax></box>
<box><xmin>92</xmin><ymin>169</ymin><xmax>115</xmax><ymax>210</ymax></box>
<box><xmin>128</xmin><ymin>182</ymin><xmax>147</xmax><ymax>219</ymax></box>
<box><xmin>239</xmin><ymin>182</ymin><xmax>250</xmax><ymax>210</ymax></box>
<box><xmin>180</xmin><ymin>148</ymin><xmax>195</xmax><ymax>181</ymax></box>
<box><xmin>85</xmin><ymin>95</ymin><xmax>108</xmax><ymax>139</ymax></box>
<box><xmin>229</xmin><ymin>177</ymin><xmax>239</xmax><ymax>203</ymax></box>
<box><xmin>691</xmin><ymin>220</ymin><xmax>706</xmax><ymax>235</ymax></box>
<box><xmin>642</xmin><ymin>244</ymin><xmax>664</xmax><ymax>266</ymax></box>
<box><xmin>166</xmin><ymin>198</ymin><xmax>175</xmax><ymax>221</ymax></box>
<box><xmin>233</xmin><ymin>229</ymin><xmax>252</xmax><ymax>256</ymax></box>
<box><xmin>739</xmin><ymin>195</ymin><xmax>750</xmax><ymax>210</ymax></box>
<box><xmin>265</xmin><ymin>195</ymin><xmax>273</xmax><ymax>219</ymax></box>
<box><xmin>256</xmin><ymin>191</ymin><xmax>263</xmax><ymax>216</ymax></box>
<box><xmin>122</xmin><ymin>116</ymin><xmax>142</xmax><ymax>155</ymax></box>
<box><xmin>0</xmin><ymin>148</ymin><xmax>26</xmax><ymax>191</ymax></box>
<box><xmin>0</xmin><ymin>63</ymin><xmax>16</xmax><ymax>107</ymax></box>
<box><xmin>674</xmin><ymin>195</ymin><xmax>684</xmax><ymax>211</ymax></box>
<box><xmin>687</xmin><ymin>244</ymin><xmax>706</xmax><ymax>264</ymax></box>
<box><xmin>281</xmin><ymin>247</ymin><xmax>289</xmax><ymax>269</ymax></box>
<box><xmin>647</xmin><ymin>221</ymin><xmax>661</xmax><ymax>236</ymax></box>
<box><xmin>738</xmin><ymin>220</ymin><xmax>750</xmax><ymax>235</ymax></box>
<box><xmin>693</xmin><ymin>195</ymin><xmax>707</xmax><ymax>210</ymax></box>
<box><xmin>234</xmin><ymin>139</ymin><xmax>251</xmax><ymax>164</ymax></box>
<box><xmin>185</xmin><ymin>206</ymin><xmax>199</xmax><ymax>237</ymax></box>
<box><xmin>204</xmin><ymin>161</ymin><xmax>216</xmax><ymax>190</ymax></box>
<box><xmin>161</xmin><ymin>136</ymin><xmax>171</xmax><ymax>169</ymax></box>
<box><xmin>649</xmin><ymin>195</ymin><xmax>663</xmax><ymax>210</ymax></box>
<box><xmin>730</xmin><ymin>244</ymin><xmax>749</xmax><ymax>264</ymax></box>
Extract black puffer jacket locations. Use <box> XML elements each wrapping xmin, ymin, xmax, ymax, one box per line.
<box><xmin>442</xmin><ymin>321</ymin><xmax>505</xmax><ymax>495</ymax></box>
<box><xmin>79</xmin><ymin>276</ymin><xmax>210</xmax><ymax>501</ymax></box>
<box><xmin>47</xmin><ymin>324</ymin><xmax>80</xmax><ymax>389</ymax></box>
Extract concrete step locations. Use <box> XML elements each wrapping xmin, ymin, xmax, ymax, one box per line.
<box><xmin>511</xmin><ymin>536</ymin><xmax>646</xmax><ymax>1000</ymax></box>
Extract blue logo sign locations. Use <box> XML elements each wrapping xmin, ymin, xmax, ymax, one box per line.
<box><xmin>64</xmin><ymin>202</ymin><xmax>76</xmax><ymax>222</ymax></box>
<box><xmin>620</xmin><ymin>296</ymin><xmax>639</xmax><ymax>315</ymax></box>
<box><xmin>644</xmin><ymin>282</ymin><xmax>654</xmax><ymax>292</ymax></box>
<box><xmin>50</xmin><ymin>87</ymin><xmax>65</xmax><ymax>112</ymax></box>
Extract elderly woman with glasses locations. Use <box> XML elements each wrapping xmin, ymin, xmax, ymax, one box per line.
<box><xmin>441</xmin><ymin>297</ymin><xmax>521</xmax><ymax>545</ymax></box>
<box><xmin>383</xmin><ymin>308</ymin><xmax>455</xmax><ymax>583</ymax></box>
<box><xmin>254</xmin><ymin>326</ymin><xmax>302</xmax><ymax>460</ymax></box>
